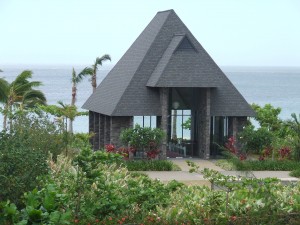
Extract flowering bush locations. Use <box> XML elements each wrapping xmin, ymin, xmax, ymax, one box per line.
<box><xmin>224</xmin><ymin>136</ymin><xmax>247</xmax><ymax>161</ymax></box>
<box><xmin>120</xmin><ymin>125</ymin><xmax>165</xmax><ymax>159</ymax></box>
<box><xmin>278</xmin><ymin>146</ymin><xmax>292</xmax><ymax>160</ymax></box>
<box><xmin>224</xmin><ymin>136</ymin><xmax>237</xmax><ymax>154</ymax></box>
<box><xmin>104</xmin><ymin>144</ymin><xmax>134</xmax><ymax>159</ymax></box>
<box><xmin>259</xmin><ymin>146</ymin><xmax>273</xmax><ymax>161</ymax></box>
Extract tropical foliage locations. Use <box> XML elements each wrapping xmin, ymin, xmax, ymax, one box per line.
<box><xmin>1</xmin><ymin>149</ymin><xmax>300</xmax><ymax>225</ymax></box>
<box><xmin>234</xmin><ymin>104</ymin><xmax>299</xmax><ymax>159</ymax></box>
<box><xmin>40</xmin><ymin>101</ymin><xmax>88</xmax><ymax>134</ymax></box>
<box><xmin>0</xmin><ymin>70</ymin><xmax>46</xmax><ymax>130</ymax></box>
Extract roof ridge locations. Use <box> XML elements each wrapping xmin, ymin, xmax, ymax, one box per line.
<box><xmin>157</xmin><ymin>9</ymin><xmax>174</xmax><ymax>13</ymax></box>
<box><xmin>173</xmin><ymin>33</ymin><xmax>186</xmax><ymax>36</ymax></box>
<box><xmin>147</xmin><ymin>35</ymin><xmax>185</xmax><ymax>87</ymax></box>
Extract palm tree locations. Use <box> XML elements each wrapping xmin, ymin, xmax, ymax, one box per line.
<box><xmin>87</xmin><ymin>55</ymin><xmax>111</xmax><ymax>92</ymax></box>
<box><xmin>68</xmin><ymin>67</ymin><xmax>93</xmax><ymax>133</ymax></box>
<box><xmin>71</xmin><ymin>67</ymin><xmax>93</xmax><ymax>106</ymax></box>
<box><xmin>0</xmin><ymin>70</ymin><xmax>46</xmax><ymax>130</ymax></box>
<box><xmin>58</xmin><ymin>101</ymin><xmax>87</xmax><ymax>134</ymax></box>
<box><xmin>40</xmin><ymin>101</ymin><xmax>87</xmax><ymax>134</ymax></box>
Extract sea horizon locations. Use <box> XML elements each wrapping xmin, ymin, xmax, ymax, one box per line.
<box><xmin>1</xmin><ymin>65</ymin><xmax>300</xmax><ymax>133</ymax></box>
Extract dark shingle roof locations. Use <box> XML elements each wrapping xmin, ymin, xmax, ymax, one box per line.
<box><xmin>83</xmin><ymin>9</ymin><xmax>255</xmax><ymax>117</ymax></box>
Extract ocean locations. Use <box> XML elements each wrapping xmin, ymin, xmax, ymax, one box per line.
<box><xmin>1</xmin><ymin>65</ymin><xmax>300</xmax><ymax>133</ymax></box>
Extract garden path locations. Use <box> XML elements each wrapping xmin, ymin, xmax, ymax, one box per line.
<box><xmin>143</xmin><ymin>159</ymin><xmax>299</xmax><ymax>186</ymax></box>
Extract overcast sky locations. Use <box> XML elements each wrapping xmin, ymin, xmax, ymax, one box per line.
<box><xmin>1</xmin><ymin>0</ymin><xmax>300</xmax><ymax>67</ymax></box>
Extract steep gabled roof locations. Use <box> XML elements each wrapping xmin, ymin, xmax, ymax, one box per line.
<box><xmin>83</xmin><ymin>9</ymin><xmax>255</xmax><ymax>117</ymax></box>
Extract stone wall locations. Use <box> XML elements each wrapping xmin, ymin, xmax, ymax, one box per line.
<box><xmin>197</xmin><ymin>88</ymin><xmax>211</xmax><ymax>159</ymax></box>
<box><xmin>159</xmin><ymin>88</ymin><xmax>169</xmax><ymax>159</ymax></box>
<box><xmin>110</xmin><ymin>116</ymin><xmax>133</xmax><ymax>147</ymax></box>
<box><xmin>89</xmin><ymin>111</ymin><xmax>133</xmax><ymax>149</ymax></box>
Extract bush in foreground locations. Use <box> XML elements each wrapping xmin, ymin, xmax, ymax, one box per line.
<box><xmin>2</xmin><ymin>147</ymin><xmax>300</xmax><ymax>225</ymax></box>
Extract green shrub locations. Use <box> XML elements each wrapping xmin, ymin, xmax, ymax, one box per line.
<box><xmin>290</xmin><ymin>168</ymin><xmax>300</xmax><ymax>178</ymax></box>
<box><xmin>0</xmin><ymin>113</ymin><xmax>65</xmax><ymax>206</ymax></box>
<box><xmin>124</xmin><ymin>160</ymin><xmax>179</xmax><ymax>171</ymax></box>
<box><xmin>238</xmin><ymin>125</ymin><xmax>274</xmax><ymax>154</ymax></box>
<box><xmin>229</xmin><ymin>158</ymin><xmax>300</xmax><ymax>171</ymax></box>
<box><xmin>155</xmin><ymin>169</ymin><xmax>300</xmax><ymax>225</ymax></box>
<box><xmin>120</xmin><ymin>124</ymin><xmax>165</xmax><ymax>159</ymax></box>
<box><xmin>49</xmin><ymin>148</ymin><xmax>182</xmax><ymax>223</ymax></box>
<box><xmin>9</xmin><ymin>112</ymin><xmax>65</xmax><ymax>159</ymax></box>
<box><xmin>0</xmin><ymin>131</ymin><xmax>49</xmax><ymax>206</ymax></box>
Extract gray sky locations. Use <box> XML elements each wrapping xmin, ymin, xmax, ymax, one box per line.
<box><xmin>1</xmin><ymin>0</ymin><xmax>300</xmax><ymax>67</ymax></box>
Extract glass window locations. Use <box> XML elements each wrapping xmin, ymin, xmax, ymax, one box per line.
<box><xmin>133</xmin><ymin>116</ymin><xmax>157</xmax><ymax>128</ymax></box>
<box><xmin>171</xmin><ymin>110</ymin><xmax>191</xmax><ymax>142</ymax></box>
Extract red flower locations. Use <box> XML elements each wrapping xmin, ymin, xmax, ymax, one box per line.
<box><xmin>105</xmin><ymin>144</ymin><xmax>116</xmax><ymax>152</ymax></box>
<box><xmin>146</xmin><ymin>149</ymin><xmax>160</xmax><ymax>159</ymax></box>
<box><xmin>239</xmin><ymin>154</ymin><xmax>247</xmax><ymax>161</ymax></box>
<box><xmin>279</xmin><ymin>147</ymin><xmax>291</xmax><ymax>159</ymax></box>
<box><xmin>224</xmin><ymin>137</ymin><xmax>238</xmax><ymax>154</ymax></box>
<box><xmin>230</xmin><ymin>216</ymin><xmax>237</xmax><ymax>221</ymax></box>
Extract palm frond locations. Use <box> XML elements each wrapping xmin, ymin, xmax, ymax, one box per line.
<box><xmin>28</xmin><ymin>81</ymin><xmax>43</xmax><ymax>87</ymax></box>
<box><xmin>77</xmin><ymin>67</ymin><xmax>93</xmax><ymax>81</ymax></box>
<box><xmin>95</xmin><ymin>54</ymin><xmax>111</xmax><ymax>66</ymax></box>
<box><xmin>0</xmin><ymin>77</ymin><xmax>9</xmax><ymax>102</ymax></box>
<box><xmin>57</xmin><ymin>100</ymin><xmax>67</xmax><ymax>108</ymax></box>
<box><xmin>13</xmin><ymin>70</ymin><xmax>33</xmax><ymax>85</ymax></box>
<box><xmin>13</xmin><ymin>81</ymin><xmax>43</xmax><ymax>95</ymax></box>
<box><xmin>23</xmin><ymin>89</ymin><xmax>47</xmax><ymax>103</ymax></box>
<box><xmin>79</xmin><ymin>67</ymin><xmax>93</xmax><ymax>76</ymax></box>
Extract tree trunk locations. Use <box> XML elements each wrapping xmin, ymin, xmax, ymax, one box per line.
<box><xmin>69</xmin><ymin>84</ymin><xmax>76</xmax><ymax>134</ymax></box>
<box><xmin>71</xmin><ymin>84</ymin><xmax>76</xmax><ymax>106</ymax></box>
<box><xmin>68</xmin><ymin>119</ymin><xmax>73</xmax><ymax>134</ymax></box>
<box><xmin>92</xmin><ymin>74</ymin><xmax>97</xmax><ymax>93</ymax></box>
<box><xmin>3</xmin><ymin>113</ymin><xmax>7</xmax><ymax>130</ymax></box>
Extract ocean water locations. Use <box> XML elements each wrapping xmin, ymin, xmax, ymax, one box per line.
<box><xmin>0</xmin><ymin>65</ymin><xmax>300</xmax><ymax>133</ymax></box>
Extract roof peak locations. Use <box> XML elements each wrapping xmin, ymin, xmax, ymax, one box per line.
<box><xmin>157</xmin><ymin>9</ymin><xmax>175</xmax><ymax>14</ymax></box>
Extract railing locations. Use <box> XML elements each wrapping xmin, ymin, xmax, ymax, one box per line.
<box><xmin>168</xmin><ymin>142</ymin><xmax>186</xmax><ymax>157</ymax></box>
